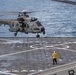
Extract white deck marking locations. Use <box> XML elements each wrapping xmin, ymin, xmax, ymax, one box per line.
<box><xmin>0</xmin><ymin>41</ymin><xmax>76</xmax><ymax>58</ymax></box>
<box><xmin>54</xmin><ymin>47</ymin><xmax>76</xmax><ymax>52</ymax></box>
<box><xmin>0</xmin><ymin>41</ymin><xmax>76</xmax><ymax>75</ymax></box>
<box><xmin>0</xmin><ymin>71</ymin><xmax>18</xmax><ymax>75</ymax></box>
<box><xmin>44</xmin><ymin>66</ymin><xmax>76</xmax><ymax>75</ymax></box>
<box><xmin>0</xmin><ymin>38</ymin><xmax>7</xmax><ymax>41</ymax></box>
<box><xmin>30</xmin><ymin>41</ymin><xmax>72</xmax><ymax>49</ymax></box>
<box><xmin>30</xmin><ymin>61</ymin><xmax>76</xmax><ymax>75</ymax></box>
<box><xmin>31</xmin><ymin>41</ymin><xmax>76</xmax><ymax>52</ymax></box>
<box><xmin>0</xmin><ymin>47</ymin><xmax>44</xmax><ymax>58</ymax></box>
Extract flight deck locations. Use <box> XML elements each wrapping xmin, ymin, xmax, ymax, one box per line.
<box><xmin>0</xmin><ymin>37</ymin><xmax>76</xmax><ymax>75</ymax></box>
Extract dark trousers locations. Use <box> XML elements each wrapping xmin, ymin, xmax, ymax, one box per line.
<box><xmin>53</xmin><ymin>58</ymin><xmax>57</xmax><ymax>65</ymax></box>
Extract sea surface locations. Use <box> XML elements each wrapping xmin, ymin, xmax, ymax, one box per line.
<box><xmin>0</xmin><ymin>0</ymin><xmax>76</xmax><ymax>37</ymax></box>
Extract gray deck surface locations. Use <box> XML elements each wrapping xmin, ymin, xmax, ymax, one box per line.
<box><xmin>0</xmin><ymin>37</ymin><xmax>76</xmax><ymax>75</ymax></box>
<box><xmin>30</xmin><ymin>61</ymin><xmax>76</xmax><ymax>75</ymax></box>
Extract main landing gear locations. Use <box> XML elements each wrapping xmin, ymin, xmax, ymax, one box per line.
<box><xmin>14</xmin><ymin>32</ymin><xmax>17</xmax><ymax>36</ymax></box>
<box><xmin>36</xmin><ymin>34</ymin><xmax>40</xmax><ymax>38</ymax></box>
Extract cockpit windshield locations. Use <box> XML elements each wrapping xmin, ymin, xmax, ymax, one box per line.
<box><xmin>36</xmin><ymin>21</ymin><xmax>42</xmax><ymax>26</ymax></box>
<box><xmin>30</xmin><ymin>18</ymin><xmax>37</xmax><ymax>22</ymax></box>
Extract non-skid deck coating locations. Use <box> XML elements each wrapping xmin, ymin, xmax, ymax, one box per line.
<box><xmin>0</xmin><ymin>37</ymin><xmax>76</xmax><ymax>75</ymax></box>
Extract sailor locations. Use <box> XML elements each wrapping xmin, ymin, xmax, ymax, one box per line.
<box><xmin>17</xmin><ymin>17</ymin><xmax>26</xmax><ymax>31</ymax></box>
<box><xmin>20</xmin><ymin>22</ymin><xmax>26</xmax><ymax>31</ymax></box>
<box><xmin>52</xmin><ymin>51</ymin><xmax>57</xmax><ymax>65</ymax></box>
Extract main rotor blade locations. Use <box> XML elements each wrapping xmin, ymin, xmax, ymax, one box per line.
<box><xmin>0</xmin><ymin>10</ymin><xmax>37</xmax><ymax>15</ymax></box>
<box><xmin>0</xmin><ymin>14</ymin><xmax>6</xmax><ymax>16</ymax></box>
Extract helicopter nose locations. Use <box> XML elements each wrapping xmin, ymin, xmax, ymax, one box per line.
<box><xmin>41</xmin><ymin>27</ymin><xmax>45</xmax><ymax>35</ymax></box>
<box><xmin>41</xmin><ymin>27</ymin><xmax>45</xmax><ymax>32</ymax></box>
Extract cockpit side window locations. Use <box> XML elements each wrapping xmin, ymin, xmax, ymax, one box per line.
<box><xmin>30</xmin><ymin>18</ymin><xmax>37</xmax><ymax>22</ymax></box>
<box><xmin>12</xmin><ymin>24</ymin><xmax>14</xmax><ymax>27</ymax></box>
<box><xmin>36</xmin><ymin>21</ymin><xmax>42</xmax><ymax>26</ymax></box>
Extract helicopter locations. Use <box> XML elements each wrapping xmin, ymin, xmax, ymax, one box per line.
<box><xmin>0</xmin><ymin>10</ymin><xmax>45</xmax><ymax>37</ymax></box>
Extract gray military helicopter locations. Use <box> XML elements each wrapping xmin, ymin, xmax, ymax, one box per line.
<box><xmin>0</xmin><ymin>10</ymin><xmax>45</xmax><ymax>37</ymax></box>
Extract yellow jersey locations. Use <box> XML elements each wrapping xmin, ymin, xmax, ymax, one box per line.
<box><xmin>52</xmin><ymin>52</ymin><xmax>57</xmax><ymax>59</ymax></box>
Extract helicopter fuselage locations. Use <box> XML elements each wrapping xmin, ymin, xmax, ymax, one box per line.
<box><xmin>0</xmin><ymin>11</ymin><xmax>45</xmax><ymax>37</ymax></box>
<box><xmin>8</xmin><ymin>17</ymin><xmax>45</xmax><ymax>34</ymax></box>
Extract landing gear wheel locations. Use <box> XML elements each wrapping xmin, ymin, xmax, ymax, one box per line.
<box><xmin>14</xmin><ymin>33</ymin><xmax>17</xmax><ymax>36</ymax></box>
<box><xmin>36</xmin><ymin>34</ymin><xmax>40</xmax><ymax>38</ymax></box>
<box><xmin>25</xmin><ymin>32</ymin><xmax>28</xmax><ymax>34</ymax></box>
<box><xmin>43</xmin><ymin>31</ymin><xmax>45</xmax><ymax>35</ymax></box>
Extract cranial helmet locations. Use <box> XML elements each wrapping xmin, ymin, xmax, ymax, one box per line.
<box><xmin>53</xmin><ymin>51</ymin><xmax>56</xmax><ymax>53</ymax></box>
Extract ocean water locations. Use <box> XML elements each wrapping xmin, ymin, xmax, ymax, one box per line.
<box><xmin>0</xmin><ymin>0</ymin><xmax>76</xmax><ymax>37</ymax></box>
